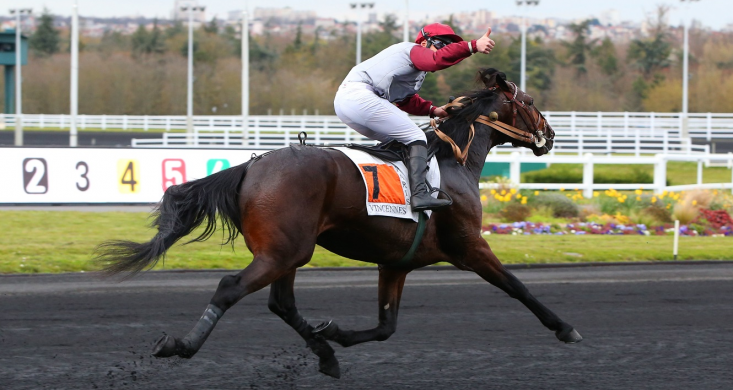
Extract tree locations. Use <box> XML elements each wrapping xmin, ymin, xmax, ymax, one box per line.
<box><xmin>362</xmin><ymin>14</ymin><xmax>400</xmax><ymax>59</ymax></box>
<box><xmin>562</xmin><ymin>20</ymin><xmax>596</xmax><ymax>76</ymax></box>
<box><xmin>592</xmin><ymin>38</ymin><xmax>618</xmax><ymax>76</ymax></box>
<box><xmin>131</xmin><ymin>20</ymin><xmax>166</xmax><ymax>56</ymax></box>
<box><xmin>29</xmin><ymin>9</ymin><xmax>60</xmax><ymax>56</ymax></box>
<box><xmin>441</xmin><ymin>15</ymin><xmax>462</xmax><ymax>35</ymax></box>
<box><xmin>203</xmin><ymin>17</ymin><xmax>219</xmax><ymax>34</ymax></box>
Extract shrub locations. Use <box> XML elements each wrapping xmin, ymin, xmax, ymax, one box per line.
<box><xmin>499</xmin><ymin>203</ymin><xmax>532</xmax><ymax>222</ymax></box>
<box><xmin>532</xmin><ymin>193</ymin><xmax>579</xmax><ymax>218</ymax></box>
<box><xmin>673</xmin><ymin>201</ymin><xmax>699</xmax><ymax>225</ymax></box>
<box><xmin>641</xmin><ymin>205</ymin><xmax>673</xmax><ymax>224</ymax></box>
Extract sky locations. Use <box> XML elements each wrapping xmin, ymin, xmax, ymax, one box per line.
<box><xmin>2</xmin><ymin>0</ymin><xmax>731</xmax><ymax>30</ymax></box>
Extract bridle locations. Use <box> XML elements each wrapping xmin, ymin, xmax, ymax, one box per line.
<box><xmin>431</xmin><ymin>82</ymin><xmax>551</xmax><ymax>165</ymax></box>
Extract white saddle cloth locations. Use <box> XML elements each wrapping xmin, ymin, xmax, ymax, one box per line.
<box><xmin>334</xmin><ymin>147</ymin><xmax>440</xmax><ymax>222</ymax></box>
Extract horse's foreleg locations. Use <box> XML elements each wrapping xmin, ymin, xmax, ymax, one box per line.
<box><xmin>313</xmin><ymin>266</ymin><xmax>408</xmax><ymax>347</ymax></box>
<box><xmin>152</xmin><ymin>257</ymin><xmax>287</xmax><ymax>359</ymax></box>
<box><xmin>463</xmin><ymin>244</ymin><xmax>583</xmax><ymax>343</ymax></box>
<box><xmin>268</xmin><ymin>270</ymin><xmax>341</xmax><ymax>378</ymax></box>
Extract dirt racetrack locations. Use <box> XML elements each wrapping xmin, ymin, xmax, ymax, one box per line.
<box><xmin>1</xmin><ymin>263</ymin><xmax>733</xmax><ymax>389</ymax></box>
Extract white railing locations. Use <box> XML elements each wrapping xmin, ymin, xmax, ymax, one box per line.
<box><xmin>478</xmin><ymin>153</ymin><xmax>733</xmax><ymax>197</ymax></box>
<box><xmin>3</xmin><ymin>112</ymin><xmax>733</xmax><ymax>140</ymax></box>
<box><xmin>130</xmin><ymin>127</ymin><xmax>710</xmax><ymax>156</ymax></box>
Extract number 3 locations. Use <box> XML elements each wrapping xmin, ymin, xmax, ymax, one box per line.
<box><xmin>76</xmin><ymin>161</ymin><xmax>90</xmax><ymax>191</ymax></box>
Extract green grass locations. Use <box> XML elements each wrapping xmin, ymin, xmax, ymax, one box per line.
<box><xmin>522</xmin><ymin>162</ymin><xmax>732</xmax><ymax>186</ymax></box>
<box><xmin>1</xmin><ymin>211</ymin><xmax>730</xmax><ymax>274</ymax></box>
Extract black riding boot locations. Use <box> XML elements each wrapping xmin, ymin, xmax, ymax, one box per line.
<box><xmin>407</xmin><ymin>141</ymin><xmax>452</xmax><ymax>211</ymax></box>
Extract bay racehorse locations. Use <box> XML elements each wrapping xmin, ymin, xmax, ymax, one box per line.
<box><xmin>96</xmin><ymin>68</ymin><xmax>581</xmax><ymax>378</ymax></box>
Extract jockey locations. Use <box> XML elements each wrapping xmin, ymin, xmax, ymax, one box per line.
<box><xmin>334</xmin><ymin>23</ymin><xmax>495</xmax><ymax>211</ymax></box>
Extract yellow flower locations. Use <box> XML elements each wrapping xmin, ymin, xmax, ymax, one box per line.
<box><xmin>574</xmin><ymin>188</ymin><xmax>579</xmax><ymax>191</ymax></box>
<box><xmin>618</xmin><ymin>197</ymin><xmax>626</xmax><ymax>203</ymax></box>
<box><xmin>635</xmin><ymin>189</ymin><xmax>642</xmax><ymax>195</ymax></box>
<box><xmin>510</xmin><ymin>188</ymin><xmax>517</xmax><ymax>194</ymax></box>
<box><xmin>521</xmin><ymin>198</ymin><xmax>528</xmax><ymax>205</ymax></box>
<box><xmin>666</xmin><ymin>204</ymin><xmax>671</xmax><ymax>209</ymax></box>
<box><xmin>501</xmin><ymin>189</ymin><xmax>507</xmax><ymax>195</ymax></box>
<box><xmin>534</xmin><ymin>191</ymin><xmax>539</xmax><ymax>196</ymax></box>
<box><xmin>713</xmin><ymin>190</ymin><xmax>718</xmax><ymax>195</ymax></box>
<box><xmin>516</xmin><ymin>193</ymin><xmax>522</xmax><ymax>199</ymax></box>
<box><xmin>593</xmin><ymin>191</ymin><xmax>599</xmax><ymax>197</ymax></box>
<box><xmin>490</xmin><ymin>189</ymin><xmax>497</xmax><ymax>195</ymax></box>
<box><xmin>481</xmin><ymin>195</ymin><xmax>488</xmax><ymax>201</ymax></box>
<box><xmin>636</xmin><ymin>196</ymin><xmax>641</xmax><ymax>201</ymax></box>
<box><xmin>651</xmin><ymin>197</ymin><xmax>657</xmax><ymax>203</ymax></box>
<box><xmin>692</xmin><ymin>200</ymin><xmax>698</xmax><ymax>206</ymax></box>
<box><xmin>560</xmin><ymin>188</ymin><xmax>565</xmax><ymax>192</ymax></box>
<box><xmin>494</xmin><ymin>194</ymin><xmax>502</xmax><ymax>201</ymax></box>
<box><xmin>662</xmin><ymin>190</ymin><xmax>669</xmax><ymax>196</ymax></box>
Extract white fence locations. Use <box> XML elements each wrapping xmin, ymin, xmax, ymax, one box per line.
<box><xmin>129</xmin><ymin>128</ymin><xmax>711</xmax><ymax>155</ymax></box>
<box><xmin>3</xmin><ymin>112</ymin><xmax>733</xmax><ymax>141</ymax></box>
<box><xmin>478</xmin><ymin>153</ymin><xmax>733</xmax><ymax>197</ymax></box>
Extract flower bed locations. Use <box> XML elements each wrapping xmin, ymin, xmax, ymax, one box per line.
<box><xmin>481</xmin><ymin>221</ymin><xmax>733</xmax><ymax>237</ymax></box>
<box><xmin>480</xmin><ymin>182</ymin><xmax>733</xmax><ymax>238</ymax></box>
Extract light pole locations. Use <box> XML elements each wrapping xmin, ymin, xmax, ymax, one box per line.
<box><xmin>70</xmin><ymin>1</ymin><xmax>79</xmax><ymax>147</ymax></box>
<box><xmin>403</xmin><ymin>0</ymin><xmax>409</xmax><ymax>42</ymax></box>
<box><xmin>350</xmin><ymin>3</ymin><xmax>374</xmax><ymax>65</ymax></box>
<box><xmin>242</xmin><ymin>7</ymin><xmax>249</xmax><ymax>145</ymax></box>
<box><xmin>10</xmin><ymin>7</ymin><xmax>31</xmax><ymax>146</ymax></box>
<box><xmin>181</xmin><ymin>4</ymin><xmax>206</xmax><ymax>133</ymax></box>
<box><xmin>680</xmin><ymin>0</ymin><xmax>700</xmax><ymax>137</ymax></box>
<box><xmin>516</xmin><ymin>0</ymin><xmax>539</xmax><ymax>92</ymax></box>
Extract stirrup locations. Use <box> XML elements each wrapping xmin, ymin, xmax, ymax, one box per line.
<box><xmin>429</xmin><ymin>187</ymin><xmax>454</xmax><ymax>206</ymax></box>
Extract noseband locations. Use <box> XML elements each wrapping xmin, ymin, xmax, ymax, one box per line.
<box><xmin>431</xmin><ymin>83</ymin><xmax>549</xmax><ymax>165</ymax></box>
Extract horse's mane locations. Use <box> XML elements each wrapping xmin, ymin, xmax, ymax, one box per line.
<box><xmin>426</xmin><ymin>89</ymin><xmax>501</xmax><ymax>161</ymax></box>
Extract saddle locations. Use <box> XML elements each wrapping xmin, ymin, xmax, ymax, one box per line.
<box><xmin>344</xmin><ymin>138</ymin><xmax>440</xmax><ymax>164</ymax></box>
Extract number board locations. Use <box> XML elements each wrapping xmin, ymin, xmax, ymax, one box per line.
<box><xmin>23</xmin><ymin>158</ymin><xmax>49</xmax><ymax>194</ymax></box>
<box><xmin>206</xmin><ymin>159</ymin><xmax>230</xmax><ymax>176</ymax></box>
<box><xmin>1</xmin><ymin>148</ymin><xmax>265</xmax><ymax>203</ymax></box>
<box><xmin>117</xmin><ymin>159</ymin><xmax>140</xmax><ymax>194</ymax></box>
<box><xmin>162</xmin><ymin>159</ymin><xmax>187</xmax><ymax>191</ymax></box>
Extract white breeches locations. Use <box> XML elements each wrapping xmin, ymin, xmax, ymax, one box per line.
<box><xmin>334</xmin><ymin>82</ymin><xmax>427</xmax><ymax>145</ymax></box>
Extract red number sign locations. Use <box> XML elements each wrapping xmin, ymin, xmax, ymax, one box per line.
<box><xmin>162</xmin><ymin>159</ymin><xmax>187</xmax><ymax>191</ymax></box>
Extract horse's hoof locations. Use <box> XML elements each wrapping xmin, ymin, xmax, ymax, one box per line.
<box><xmin>152</xmin><ymin>335</ymin><xmax>178</xmax><ymax>358</ymax></box>
<box><xmin>313</xmin><ymin>320</ymin><xmax>339</xmax><ymax>339</ymax></box>
<box><xmin>318</xmin><ymin>354</ymin><xmax>341</xmax><ymax>379</ymax></box>
<box><xmin>556</xmin><ymin>327</ymin><xmax>583</xmax><ymax>344</ymax></box>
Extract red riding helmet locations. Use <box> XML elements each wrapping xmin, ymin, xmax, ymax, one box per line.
<box><xmin>415</xmin><ymin>23</ymin><xmax>464</xmax><ymax>45</ymax></box>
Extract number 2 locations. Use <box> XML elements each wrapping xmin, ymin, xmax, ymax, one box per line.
<box><xmin>23</xmin><ymin>158</ymin><xmax>48</xmax><ymax>194</ymax></box>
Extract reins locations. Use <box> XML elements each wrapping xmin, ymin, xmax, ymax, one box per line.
<box><xmin>430</xmin><ymin>86</ymin><xmax>546</xmax><ymax>165</ymax></box>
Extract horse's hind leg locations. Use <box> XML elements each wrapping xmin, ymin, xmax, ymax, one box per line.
<box><xmin>463</xmin><ymin>242</ymin><xmax>582</xmax><ymax>343</ymax></box>
<box><xmin>268</xmin><ymin>270</ymin><xmax>341</xmax><ymax>378</ymax></box>
<box><xmin>152</xmin><ymin>257</ymin><xmax>288</xmax><ymax>359</ymax></box>
<box><xmin>313</xmin><ymin>266</ymin><xmax>408</xmax><ymax>347</ymax></box>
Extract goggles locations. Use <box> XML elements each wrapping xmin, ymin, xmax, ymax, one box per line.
<box><xmin>421</xmin><ymin>28</ymin><xmax>454</xmax><ymax>50</ymax></box>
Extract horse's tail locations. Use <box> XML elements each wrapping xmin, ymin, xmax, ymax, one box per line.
<box><xmin>95</xmin><ymin>160</ymin><xmax>252</xmax><ymax>275</ymax></box>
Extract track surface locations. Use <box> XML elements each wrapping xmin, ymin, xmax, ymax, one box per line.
<box><xmin>2</xmin><ymin>264</ymin><xmax>733</xmax><ymax>389</ymax></box>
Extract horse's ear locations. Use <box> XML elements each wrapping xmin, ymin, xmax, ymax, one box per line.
<box><xmin>477</xmin><ymin>68</ymin><xmax>510</xmax><ymax>92</ymax></box>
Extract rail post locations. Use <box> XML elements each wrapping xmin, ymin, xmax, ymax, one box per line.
<box><xmin>571</xmin><ymin>111</ymin><xmax>576</xmax><ymax>137</ymax></box>
<box><xmin>654</xmin><ymin>154</ymin><xmax>667</xmax><ymax>194</ymax></box>
<box><xmin>509</xmin><ymin>152</ymin><xmax>521</xmax><ymax>185</ymax></box>
<box><xmin>583</xmin><ymin>153</ymin><xmax>594</xmax><ymax>199</ymax></box>
<box><xmin>624</xmin><ymin>111</ymin><xmax>629</xmax><ymax>137</ymax></box>
<box><xmin>697</xmin><ymin>160</ymin><xmax>703</xmax><ymax>185</ymax></box>
<box><xmin>707</xmin><ymin>112</ymin><xmax>712</xmax><ymax>141</ymax></box>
